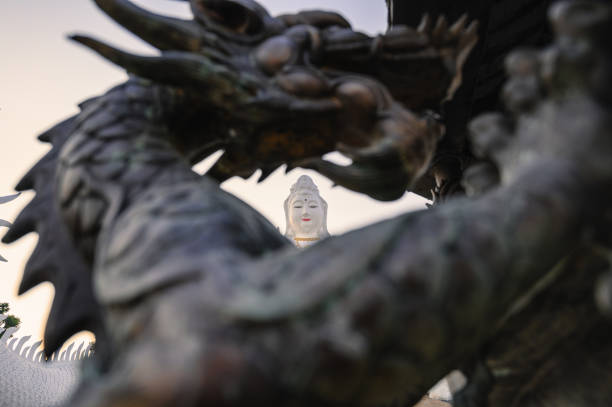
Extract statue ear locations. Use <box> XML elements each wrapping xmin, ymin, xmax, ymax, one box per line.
<box><xmin>283</xmin><ymin>196</ymin><xmax>294</xmax><ymax>238</ymax></box>
<box><xmin>319</xmin><ymin>197</ymin><xmax>330</xmax><ymax>237</ymax></box>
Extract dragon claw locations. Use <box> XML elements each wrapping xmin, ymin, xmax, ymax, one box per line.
<box><xmin>417</xmin><ymin>13</ymin><xmax>432</xmax><ymax>34</ymax></box>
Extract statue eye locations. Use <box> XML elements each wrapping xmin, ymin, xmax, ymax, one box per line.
<box><xmin>309</xmin><ymin>204</ymin><xmax>318</xmax><ymax>208</ymax></box>
<box><xmin>293</xmin><ymin>204</ymin><xmax>303</xmax><ymax>208</ymax></box>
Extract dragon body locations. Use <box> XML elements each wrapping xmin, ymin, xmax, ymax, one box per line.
<box><xmin>2</xmin><ymin>0</ymin><xmax>612</xmax><ymax>406</ymax></box>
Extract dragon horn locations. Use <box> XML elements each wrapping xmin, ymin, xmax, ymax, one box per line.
<box><xmin>93</xmin><ymin>0</ymin><xmax>204</xmax><ymax>51</ymax></box>
<box><xmin>70</xmin><ymin>35</ymin><xmax>256</xmax><ymax>106</ymax></box>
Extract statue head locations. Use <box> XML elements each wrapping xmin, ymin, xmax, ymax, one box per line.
<box><xmin>284</xmin><ymin>175</ymin><xmax>329</xmax><ymax>243</ymax></box>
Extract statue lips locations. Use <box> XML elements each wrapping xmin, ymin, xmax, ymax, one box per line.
<box><xmin>302</xmin><ymin>218</ymin><xmax>311</xmax><ymax>222</ymax></box>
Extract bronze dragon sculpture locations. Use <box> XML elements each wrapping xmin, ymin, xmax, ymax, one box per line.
<box><xmin>3</xmin><ymin>0</ymin><xmax>612</xmax><ymax>406</ymax></box>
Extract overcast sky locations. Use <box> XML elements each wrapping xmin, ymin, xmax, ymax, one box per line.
<box><xmin>0</xmin><ymin>0</ymin><xmax>427</xmax><ymax>345</ymax></box>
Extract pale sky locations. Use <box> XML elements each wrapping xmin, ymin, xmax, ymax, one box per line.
<box><xmin>0</xmin><ymin>0</ymin><xmax>427</xmax><ymax>348</ymax></box>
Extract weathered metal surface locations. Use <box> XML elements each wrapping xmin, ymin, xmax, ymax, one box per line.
<box><xmin>2</xmin><ymin>1</ymin><xmax>612</xmax><ymax>406</ymax></box>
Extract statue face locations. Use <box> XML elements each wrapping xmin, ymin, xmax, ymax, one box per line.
<box><xmin>289</xmin><ymin>193</ymin><xmax>324</xmax><ymax>236</ymax></box>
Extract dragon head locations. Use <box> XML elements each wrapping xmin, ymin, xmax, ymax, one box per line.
<box><xmin>72</xmin><ymin>0</ymin><xmax>477</xmax><ymax>200</ymax></box>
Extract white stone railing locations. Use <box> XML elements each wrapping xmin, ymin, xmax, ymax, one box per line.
<box><xmin>0</xmin><ymin>316</ymin><xmax>88</xmax><ymax>407</ymax></box>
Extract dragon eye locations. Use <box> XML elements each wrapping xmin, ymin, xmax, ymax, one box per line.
<box><xmin>191</xmin><ymin>0</ymin><xmax>266</xmax><ymax>36</ymax></box>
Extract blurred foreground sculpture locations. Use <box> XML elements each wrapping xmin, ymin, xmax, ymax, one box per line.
<box><xmin>2</xmin><ymin>0</ymin><xmax>612</xmax><ymax>406</ymax></box>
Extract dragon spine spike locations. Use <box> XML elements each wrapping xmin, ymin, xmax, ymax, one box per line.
<box><xmin>2</xmin><ymin>199</ymin><xmax>38</xmax><ymax>243</ymax></box>
<box><xmin>39</xmin><ymin>116</ymin><xmax>78</xmax><ymax>144</ymax></box>
<box><xmin>3</xmin><ymin>112</ymin><xmax>104</xmax><ymax>355</ymax></box>
<box><xmin>93</xmin><ymin>0</ymin><xmax>204</xmax><ymax>52</ymax></box>
<box><xmin>19</xmin><ymin>235</ymin><xmax>54</xmax><ymax>295</ymax></box>
<box><xmin>15</xmin><ymin>153</ymin><xmax>54</xmax><ymax>191</ymax></box>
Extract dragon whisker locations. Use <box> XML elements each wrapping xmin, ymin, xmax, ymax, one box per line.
<box><xmin>70</xmin><ymin>35</ymin><xmax>257</xmax><ymax>107</ymax></box>
<box><xmin>94</xmin><ymin>0</ymin><xmax>205</xmax><ymax>52</ymax></box>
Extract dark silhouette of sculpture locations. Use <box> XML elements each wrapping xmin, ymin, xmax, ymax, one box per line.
<box><xmin>389</xmin><ymin>0</ymin><xmax>557</xmax><ymax>202</ymax></box>
<box><xmin>2</xmin><ymin>0</ymin><xmax>612</xmax><ymax>406</ymax></box>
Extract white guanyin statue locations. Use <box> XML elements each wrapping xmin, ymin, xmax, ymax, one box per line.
<box><xmin>284</xmin><ymin>175</ymin><xmax>330</xmax><ymax>248</ymax></box>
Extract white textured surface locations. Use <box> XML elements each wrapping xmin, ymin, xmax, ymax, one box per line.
<box><xmin>0</xmin><ymin>325</ymin><xmax>85</xmax><ymax>407</ymax></box>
